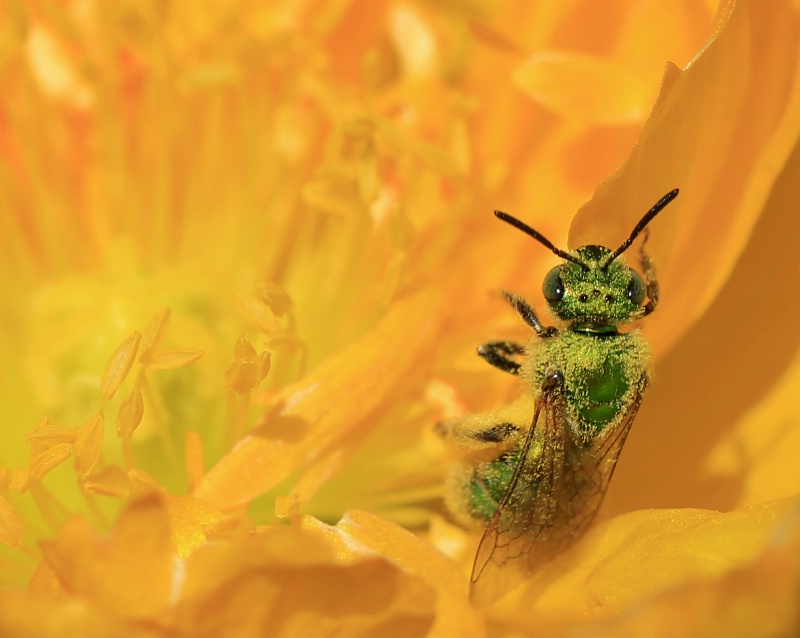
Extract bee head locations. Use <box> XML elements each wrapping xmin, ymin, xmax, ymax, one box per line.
<box><xmin>493</xmin><ymin>189</ymin><xmax>678</xmax><ymax>331</ymax></box>
<box><xmin>541</xmin><ymin>245</ymin><xmax>647</xmax><ymax>328</ymax></box>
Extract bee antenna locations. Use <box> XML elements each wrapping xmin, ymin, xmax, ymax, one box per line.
<box><xmin>494</xmin><ymin>211</ymin><xmax>588</xmax><ymax>270</ymax></box>
<box><xmin>601</xmin><ymin>189</ymin><xmax>679</xmax><ymax>269</ymax></box>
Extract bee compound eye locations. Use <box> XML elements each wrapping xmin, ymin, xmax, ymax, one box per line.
<box><xmin>626</xmin><ymin>270</ymin><xmax>646</xmax><ymax>305</ymax></box>
<box><xmin>542</xmin><ymin>266</ymin><xmax>565</xmax><ymax>301</ymax></box>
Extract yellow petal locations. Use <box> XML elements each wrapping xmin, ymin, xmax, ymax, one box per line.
<box><xmin>605</xmin><ymin>117</ymin><xmax>800</xmax><ymax>516</ymax></box>
<box><xmin>707</xmin><ymin>340</ymin><xmax>800</xmax><ymax>507</ymax></box>
<box><xmin>305</xmin><ymin>510</ymin><xmax>485</xmax><ymax>638</ymax></box>
<box><xmin>173</xmin><ymin>521</ymin><xmax>438</xmax><ymax>637</ymax></box>
<box><xmin>39</xmin><ymin>495</ymin><xmax>174</xmax><ymax>620</ymax></box>
<box><xmin>571</xmin><ymin>0</ymin><xmax>800</xmax><ymax>359</ymax></box>
<box><xmin>586</xmin><ymin>513</ymin><xmax>800</xmax><ymax>637</ymax></box>
<box><xmin>201</xmin><ymin>512</ymin><xmax>254</xmax><ymax>544</ymax></box>
<box><xmin>0</xmin><ymin>592</ymin><xmax>134</xmax><ymax>638</ymax></box>
<box><xmin>274</xmin><ymin>447</ymin><xmax>349</xmax><ymax>519</ymax></box>
<box><xmin>513</xmin><ymin>51</ymin><xmax>652</xmax><ymax>124</ymax></box>
<box><xmin>467</xmin><ymin>20</ymin><xmax>526</xmax><ymax>55</ymax></box>
<box><xmin>162</xmin><ymin>495</ymin><xmax>228</xmax><ymax>557</ymax></box>
<box><xmin>495</xmin><ymin>498</ymin><xmax>800</xmax><ymax>634</ymax></box>
<box><xmin>25</xmin><ymin>24</ymin><xmax>93</xmax><ymax>108</ymax></box>
<box><xmin>195</xmin><ymin>289</ymin><xmax>442</xmax><ymax>509</ymax></box>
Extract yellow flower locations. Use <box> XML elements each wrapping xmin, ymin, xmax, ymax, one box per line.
<box><xmin>0</xmin><ymin>0</ymin><xmax>799</xmax><ymax>636</ymax></box>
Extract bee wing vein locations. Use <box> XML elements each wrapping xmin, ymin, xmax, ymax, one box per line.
<box><xmin>469</xmin><ymin>374</ymin><xmax>648</xmax><ymax>602</ymax></box>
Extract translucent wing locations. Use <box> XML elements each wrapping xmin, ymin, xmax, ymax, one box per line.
<box><xmin>469</xmin><ymin>372</ymin><xmax>647</xmax><ymax>605</ymax></box>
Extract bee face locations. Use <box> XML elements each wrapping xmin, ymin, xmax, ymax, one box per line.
<box><xmin>542</xmin><ymin>246</ymin><xmax>647</xmax><ymax>327</ymax></box>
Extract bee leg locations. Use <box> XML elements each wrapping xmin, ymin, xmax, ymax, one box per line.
<box><xmin>477</xmin><ymin>341</ymin><xmax>524</xmax><ymax>375</ymax></box>
<box><xmin>500</xmin><ymin>291</ymin><xmax>558</xmax><ymax>336</ymax></box>
<box><xmin>639</xmin><ymin>228</ymin><xmax>659</xmax><ymax>317</ymax></box>
<box><xmin>435</xmin><ymin>418</ymin><xmax>520</xmax><ymax>451</ymax></box>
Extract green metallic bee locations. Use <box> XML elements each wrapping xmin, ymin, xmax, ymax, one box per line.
<box><xmin>437</xmin><ymin>190</ymin><xmax>679</xmax><ymax>604</ymax></box>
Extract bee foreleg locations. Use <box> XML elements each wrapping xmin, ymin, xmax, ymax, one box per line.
<box><xmin>477</xmin><ymin>341</ymin><xmax>524</xmax><ymax>375</ymax></box>
<box><xmin>500</xmin><ymin>291</ymin><xmax>557</xmax><ymax>336</ymax></box>
<box><xmin>639</xmin><ymin>228</ymin><xmax>659</xmax><ymax>317</ymax></box>
<box><xmin>435</xmin><ymin>416</ymin><xmax>521</xmax><ymax>452</ymax></box>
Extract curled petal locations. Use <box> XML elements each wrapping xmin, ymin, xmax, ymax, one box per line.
<box><xmin>304</xmin><ymin>510</ymin><xmax>484</xmax><ymax>638</ymax></box>
<box><xmin>173</xmin><ymin>520</ymin><xmax>438</xmax><ymax>637</ymax></box>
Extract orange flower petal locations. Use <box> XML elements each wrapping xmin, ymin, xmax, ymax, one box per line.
<box><xmin>172</xmin><ymin>521</ymin><xmax>438</xmax><ymax>637</ymax></box>
<box><xmin>571</xmin><ymin>0</ymin><xmax>800</xmax><ymax>358</ymax></box>
<box><xmin>513</xmin><ymin>51</ymin><xmax>652</xmax><ymax>124</ymax></box>
<box><xmin>39</xmin><ymin>495</ymin><xmax>174</xmax><ymax>621</ymax></box>
<box><xmin>586</xmin><ymin>511</ymin><xmax>800</xmax><ymax>638</ymax></box>
<box><xmin>707</xmin><ymin>345</ymin><xmax>800</xmax><ymax>508</ymax></box>
<box><xmin>305</xmin><ymin>510</ymin><xmax>485</xmax><ymax>638</ymax></box>
<box><xmin>603</xmin><ymin>73</ymin><xmax>800</xmax><ymax>519</ymax></box>
<box><xmin>494</xmin><ymin>497</ymin><xmax>800</xmax><ymax>634</ymax></box>
<box><xmin>195</xmin><ymin>289</ymin><xmax>442</xmax><ymax>509</ymax></box>
<box><xmin>274</xmin><ymin>447</ymin><xmax>350</xmax><ymax>519</ymax></box>
<box><xmin>0</xmin><ymin>591</ymin><xmax>149</xmax><ymax>638</ymax></box>
<box><xmin>163</xmin><ymin>494</ymin><xmax>227</xmax><ymax>557</ymax></box>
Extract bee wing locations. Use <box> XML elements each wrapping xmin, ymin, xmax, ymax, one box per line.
<box><xmin>469</xmin><ymin>373</ymin><xmax>647</xmax><ymax>605</ymax></box>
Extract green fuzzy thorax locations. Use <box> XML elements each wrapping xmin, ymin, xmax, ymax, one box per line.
<box><xmin>522</xmin><ymin>330</ymin><xmax>651</xmax><ymax>435</ymax></box>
